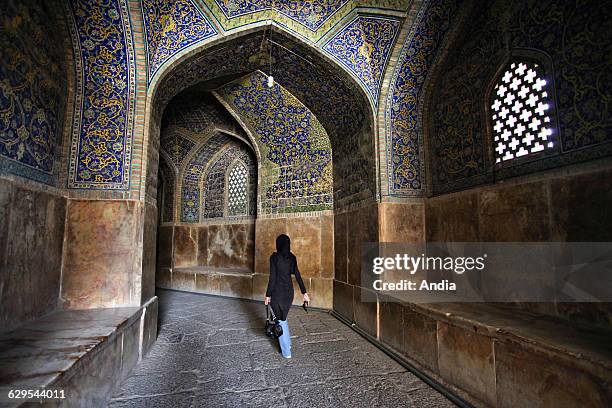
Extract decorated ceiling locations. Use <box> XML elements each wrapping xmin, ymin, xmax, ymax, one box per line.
<box><xmin>59</xmin><ymin>0</ymin><xmax>406</xmax><ymax>195</ymax></box>
<box><xmin>0</xmin><ymin>0</ymin><xmax>67</xmax><ymax>185</ymax></box>
<box><xmin>218</xmin><ymin>71</ymin><xmax>333</xmax><ymax>214</ymax></box>
<box><xmin>206</xmin><ymin>0</ymin><xmax>409</xmax><ymax>41</ymax></box>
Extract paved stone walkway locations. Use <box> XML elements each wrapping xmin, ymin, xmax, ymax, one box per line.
<box><xmin>108</xmin><ymin>290</ymin><xmax>455</xmax><ymax>407</ymax></box>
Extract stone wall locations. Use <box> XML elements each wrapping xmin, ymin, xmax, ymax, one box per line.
<box><xmin>157</xmin><ymin>214</ymin><xmax>334</xmax><ymax>309</ymax></box>
<box><xmin>0</xmin><ymin>178</ymin><xmax>66</xmax><ymax>330</ymax></box>
<box><xmin>60</xmin><ymin>199</ymin><xmax>149</xmax><ymax>309</ymax></box>
<box><xmin>425</xmin><ymin>163</ymin><xmax>612</xmax><ymax>329</ymax></box>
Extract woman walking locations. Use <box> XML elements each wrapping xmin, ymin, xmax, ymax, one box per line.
<box><xmin>264</xmin><ymin>234</ymin><xmax>310</xmax><ymax>358</ymax></box>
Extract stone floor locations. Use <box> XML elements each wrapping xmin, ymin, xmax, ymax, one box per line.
<box><xmin>108</xmin><ymin>290</ymin><xmax>455</xmax><ymax>407</ymax></box>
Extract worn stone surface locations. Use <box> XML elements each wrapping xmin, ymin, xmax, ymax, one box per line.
<box><xmin>142</xmin><ymin>297</ymin><xmax>159</xmax><ymax>357</ymax></box>
<box><xmin>196</xmin><ymin>225</ymin><xmax>209</xmax><ymax>266</ymax></box>
<box><xmin>219</xmin><ymin>273</ymin><xmax>252</xmax><ymax>298</ymax></box>
<box><xmin>109</xmin><ymin>290</ymin><xmax>454</xmax><ymax>408</ymax></box>
<box><xmin>380</xmin><ymin>202</ymin><xmax>425</xmax><ymax>243</ymax></box>
<box><xmin>333</xmin><ymin>212</ymin><xmax>348</xmax><ymax>283</ymax></box>
<box><xmin>310</xmin><ymin>278</ymin><xmax>333</xmax><ymax>309</ymax></box>
<box><xmin>320</xmin><ymin>215</ymin><xmax>334</xmax><ymax>278</ymax></box>
<box><xmin>479</xmin><ymin>181</ymin><xmax>550</xmax><ymax>242</ymax></box>
<box><xmin>379</xmin><ymin>295</ymin><xmax>404</xmax><ymax>353</ymax></box>
<box><xmin>156</xmin><ymin>267</ymin><xmax>172</xmax><ymax>289</ymax></box>
<box><xmin>353</xmin><ymin>286</ymin><xmax>378</xmax><ymax>337</ymax></box>
<box><xmin>287</xmin><ymin>217</ymin><xmax>322</xmax><ymax>278</ymax></box>
<box><xmin>195</xmin><ymin>272</ymin><xmax>221</xmax><ymax>295</ymax></box>
<box><xmin>157</xmin><ymin>226</ymin><xmax>173</xmax><ymax>268</ymax></box>
<box><xmin>0</xmin><ymin>306</ymin><xmax>141</xmax><ymax>402</ymax></box>
<box><xmin>332</xmin><ymin>280</ymin><xmax>353</xmax><ymax>322</ymax></box>
<box><xmin>172</xmin><ymin>270</ymin><xmax>196</xmax><ymax>292</ymax></box>
<box><xmin>141</xmin><ymin>202</ymin><xmax>158</xmax><ymax>302</ymax></box>
<box><xmin>550</xmin><ymin>169</ymin><xmax>612</xmax><ymax>242</ymax></box>
<box><xmin>207</xmin><ymin>223</ymin><xmax>254</xmax><ymax>270</ymax></box>
<box><xmin>437</xmin><ymin>322</ymin><xmax>496</xmax><ymax>406</ymax></box>
<box><xmin>254</xmin><ymin>218</ymin><xmax>286</xmax><ymax>274</ymax></box>
<box><xmin>173</xmin><ymin>226</ymin><xmax>197</xmax><ymax>268</ymax></box>
<box><xmin>426</xmin><ymin>193</ymin><xmax>479</xmax><ymax>242</ymax></box>
<box><xmin>494</xmin><ymin>340</ymin><xmax>612</xmax><ymax>408</ymax></box>
<box><xmin>0</xmin><ymin>179</ymin><xmax>66</xmax><ymax>330</ymax></box>
<box><xmin>403</xmin><ymin>307</ymin><xmax>439</xmax><ymax>373</ymax></box>
<box><xmin>62</xmin><ymin>200</ymin><xmax>142</xmax><ymax>309</ymax></box>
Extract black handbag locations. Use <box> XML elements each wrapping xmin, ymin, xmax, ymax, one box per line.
<box><xmin>264</xmin><ymin>304</ymin><xmax>283</xmax><ymax>339</ymax></box>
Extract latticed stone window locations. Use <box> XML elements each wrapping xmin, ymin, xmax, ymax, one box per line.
<box><xmin>226</xmin><ymin>161</ymin><xmax>248</xmax><ymax>216</ymax></box>
<box><xmin>490</xmin><ymin>61</ymin><xmax>555</xmax><ymax>164</ymax></box>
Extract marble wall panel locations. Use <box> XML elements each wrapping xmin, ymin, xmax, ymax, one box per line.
<box><xmin>157</xmin><ymin>226</ymin><xmax>174</xmax><ymax>268</ymax></box>
<box><xmin>550</xmin><ymin>168</ymin><xmax>612</xmax><ymax>242</ymax></box>
<box><xmin>142</xmin><ymin>297</ymin><xmax>159</xmax><ymax>356</ymax></box>
<box><xmin>379</xmin><ymin>295</ymin><xmax>404</xmax><ymax>353</ymax></box>
<box><xmin>156</xmin><ymin>267</ymin><xmax>172</xmax><ymax>289</ymax></box>
<box><xmin>478</xmin><ymin>181</ymin><xmax>550</xmax><ymax>242</ymax></box>
<box><xmin>320</xmin><ymin>215</ymin><xmax>334</xmax><ymax>279</ymax></box>
<box><xmin>0</xmin><ymin>179</ymin><xmax>66</xmax><ymax>330</ymax></box>
<box><xmin>195</xmin><ymin>272</ymin><xmax>221</xmax><ymax>295</ymax></box>
<box><xmin>173</xmin><ymin>226</ymin><xmax>197</xmax><ymax>267</ymax></box>
<box><xmin>494</xmin><ymin>340</ymin><xmax>611</xmax><ymax>408</ymax></box>
<box><xmin>251</xmin><ymin>273</ymin><xmax>268</xmax><ymax>301</ymax></box>
<box><xmin>287</xmin><ymin>218</ymin><xmax>321</xmax><ymax>278</ymax></box>
<box><xmin>425</xmin><ymin>193</ymin><xmax>479</xmax><ymax>242</ymax></box>
<box><xmin>310</xmin><ymin>278</ymin><xmax>333</xmax><ymax>309</ymax></box>
<box><xmin>333</xmin><ymin>280</ymin><xmax>353</xmax><ymax>322</ymax></box>
<box><xmin>207</xmin><ymin>224</ymin><xmax>254</xmax><ymax>270</ymax></box>
<box><xmin>403</xmin><ymin>307</ymin><xmax>439</xmax><ymax>373</ymax></box>
<box><xmin>254</xmin><ymin>218</ymin><xmax>286</xmax><ymax>274</ymax></box>
<box><xmin>196</xmin><ymin>225</ymin><xmax>209</xmax><ymax>266</ymax></box>
<box><xmin>141</xmin><ymin>202</ymin><xmax>158</xmax><ymax>302</ymax></box>
<box><xmin>172</xmin><ymin>270</ymin><xmax>196</xmax><ymax>292</ymax></box>
<box><xmin>333</xmin><ymin>212</ymin><xmax>348</xmax><ymax>283</ymax></box>
<box><xmin>62</xmin><ymin>200</ymin><xmax>141</xmax><ymax>309</ymax></box>
<box><xmin>219</xmin><ymin>274</ymin><xmax>252</xmax><ymax>299</ymax></box>
<box><xmin>379</xmin><ymin>202</ymin><xmax>425</xmax><ymax>243</ymax></box>
<box><xmin>437</xmin><ymin>322</ymin><xmax>496</xmax><ymax>405</ymax></box>
<box><xmin>353</xmin><ymin>286</ymin><xmax>377</xmax><ymax>338</ymax></box>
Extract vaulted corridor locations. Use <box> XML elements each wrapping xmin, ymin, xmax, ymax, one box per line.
<box><xmin>108</xmin><ymin>290</ymin><xmax>454</xmax><ymax>408</ymax></box>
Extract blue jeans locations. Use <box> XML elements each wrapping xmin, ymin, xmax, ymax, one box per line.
<box><xmin>278</xmin><ymin>319</ymin><xmax>291</xmax><ymax>357</ymax></box>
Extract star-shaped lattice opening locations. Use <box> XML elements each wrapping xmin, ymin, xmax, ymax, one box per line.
<box><xmin>227</xmin><ymin>163</ymin><xmax>248</xmax><ymax>216</ymax></box>
<box><xmin>491</xmin><ymin>61</ymin><xmax>555</xmax><ymax>164</ymax></box>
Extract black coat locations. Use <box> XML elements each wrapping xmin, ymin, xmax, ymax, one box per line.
<box><xmin>265</xmin><ymin>252</ymin><xmax>307</xmax><ymax>321</ymax></box>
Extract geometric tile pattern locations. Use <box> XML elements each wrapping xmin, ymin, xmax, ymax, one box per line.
<box><xmin>226</xmin><ymin>161</ymin><xmax>248</xmax><ymax>216</ymax></box>
<box><xmin>161</xmin><ymin>92</ymin><xmax>238</xmax><ymax>134</ymax></box>
<box><xmin>491</xmin><ymin>61</ymin><xmax>554</xmax><ymax>164</ymax></box>
<box><xmin>386</xmin><ymin>0</ymin><xmax>459</xmax><ymax>195</ymax></box>
<box><xmin>429</xmin><ymin>0</ymin><xmax>612</xmax><ymax>194</ymax></box>
<box><xmin>181</xmin><ymin>133</ymin><xmax>229</xmax><ymax>222</ymax></box>
<box><xmin>67</xmin><ymin>0</ymin><xmax>135</xmax><ymax>190</ymax></box>
<box><xmin>141</xmin><ymin>0</ymin><xmax>217</xmax><ymax>80</ymax></box>
<box><xmin>153</xmin><ymin>34</ymin><xmax>372</xmax><ymax>206</ymax></box>
<box><xmin>323</xmin><ymin>15</ymin><xmax>401</xmax><ymax>105</ymax></box>
<box><xmin>203</xmin><ymin>142</ymin><xmax>256</xmax><ymax>219</ymax></box>
<box><xmin>158</xmin><ymin>155</ymin><xmax>175</xmax><ymax>222</ymax></box>
<box><xmin>0</xmin><ymin>0</ymin><xmax>67</xmax><ymax>185</ymax></box>
<box><xmin>160</xmin><ymin>130</ymin><xmax>196</xmax><ymax>168</ymax></box>
<box><xmin>219</xmin><ymin>71</ymin><xmax>333</xmax><ymax>213</ymax></box>
<box><xmin>213</xmin><ymin>0</ymin><xmax>350</xmax><ymax>31</ymax></box>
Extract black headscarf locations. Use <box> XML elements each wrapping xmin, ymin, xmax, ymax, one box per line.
<box><xmin>276</xmin><ymin>234</ymin><xmax>291</xmax><ymax>258</ymax></box>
